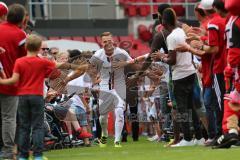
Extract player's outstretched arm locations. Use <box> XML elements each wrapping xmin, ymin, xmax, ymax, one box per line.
<box><xmin>55</xmin><ymin>62</ymin><xmax>88</xmax><ymax>71</ymax></box>
<box><xmin>0</xmin><ymin>73</ymin><xmax>20</xmax><ymax>85</ymax></box>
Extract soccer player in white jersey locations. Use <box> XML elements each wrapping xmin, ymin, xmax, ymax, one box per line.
<box><xmin>89</xmin><ymin>32</ymin><xmax>133</xmax><ymax>147</ymax></box>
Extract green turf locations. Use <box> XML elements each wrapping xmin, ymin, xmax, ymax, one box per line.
<box><xmin>45</xmin><ymin>137</ymin><xmax>240</xmax><ymax>160</ymax></box>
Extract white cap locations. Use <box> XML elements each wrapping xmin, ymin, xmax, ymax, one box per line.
<box><xmin>199</xmin><ymin>0</ymin><xmax>214</xmax><ymax>10</ymax></box>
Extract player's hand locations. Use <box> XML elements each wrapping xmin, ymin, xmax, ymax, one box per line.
<box><xmin>87</xmin><ymin>64</ymin><xmax>99</xmax><ymax>76</ymax></box>
<box><xmin>112</xmin><ymin>60</ymin><xmax>128</xmax><ymax>69</ymax></box>
<box><xmin>150</xmin><ymin>50</ymin><xmax>163</xmax><ymax>61</ymax></box>
<box><xmin>191</xmin><ymin>27</ymin><xmax>206</xmax><ymax>36</ymax></box>
<box><xmin>126</xmin><ymin>74</ymin><xmax>139</xmax><ymax>87</ymax></box>
<box><xmin>175</xmin><ymin>43</ymin><xmax>190</xmax><ymax>52</ymax></box>
<box><xmin>0</xmin><ymin>47</ymin><xmax>5</xmax><ymax>54</ymax></box>
<box><xmin>186</xmin><ymin>32</ymin><xmax>200</xmax><ymax>42</ymax></box>
<box><xmin>190</xmin><ymin>40</ymin><xmax>203</xmax><ymax>50</ymax></box>
<box><xmin>146</xmin><ymin>70</ymin><xmax>161</xmax><ymax>84</ymax></box>
<box><xmin>52</xmin><ymin>79</ymin><xmax>67</xmax><ymax>94</ymax></box>
<box><xmin>182</xmin><ymin>23</ymin><xmax>192</xmax><ymax>34</ymax></box>
<box><xmin>46</xmin><ymin>105</ymin><xmax>54</xmax><ymax>111</ymax></box>
<box><xmin>46</xmin><ymin>89</ymin><xmax>59</xmax><ymax>102</ymax></box>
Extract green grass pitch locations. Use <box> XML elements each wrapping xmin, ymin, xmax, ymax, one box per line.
<box><xmin>45</xmin><ymin>137</ymin><xmax>240</xmax><ymax>160</ymax></box>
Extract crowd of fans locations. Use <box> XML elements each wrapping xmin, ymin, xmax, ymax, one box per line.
<box><xmin>0</xmin><ymin>0</ymin><xmax>240</xmax><ymax>160</ymax></box>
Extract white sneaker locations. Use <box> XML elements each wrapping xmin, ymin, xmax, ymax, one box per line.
<box><xmin>147</xmin><ymin>135</ymin><xmax>159</xmax><ymax>141</ymax></box>
<box><xmin>204</xmin><ymin>138</ymin><xmax>214</xmax><ymax>146</ymax></box>
<box><xmin>171</xmin><ymin>139</ymin><xmax>195</xmax><ymax>147</ymax></box>
<box><xmin>193</xmin><ymin>138</ymin><xmax>205</xmax><ymax>146</ymax></box>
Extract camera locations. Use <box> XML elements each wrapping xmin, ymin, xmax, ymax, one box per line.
<box><xmin>152</xmin><ymin>13</ymin><xmax>159</xmax><ymax>19</ymax></box>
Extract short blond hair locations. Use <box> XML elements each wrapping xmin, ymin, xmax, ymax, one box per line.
<box><xmin>26</xmin><ymin>34</ymin><xmax>42</xmax><ymax>52</ymax></box>
<box><xmin>100</xmin><ymin>32</ymin><xmax>112</xmax><ymax>38</ymax></box>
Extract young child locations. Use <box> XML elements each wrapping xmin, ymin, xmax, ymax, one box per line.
<box><xmin>0</xmin><ymin>34</ymin><xmax>88</xmax><ymax>160</ymax></box>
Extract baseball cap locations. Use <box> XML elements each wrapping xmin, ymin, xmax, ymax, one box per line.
<box><xmin>199</xmin><ymin>0</ymin><xmax>214</xmax><ymax>10</ymax></box>
<box><xmin>0</xmin><ymin>2</ymin><xmax>8</xmax><ymax>16</ymax></box>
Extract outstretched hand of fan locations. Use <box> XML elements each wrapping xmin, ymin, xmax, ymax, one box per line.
<box><xmin>48</xmin><ymin>68</ymin><xmax>70</xmax><ymax>94</ymax></box>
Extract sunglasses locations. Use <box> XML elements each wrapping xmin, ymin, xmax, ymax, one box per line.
<box><xmin>41</xmin><ymin>48</ymin><xmax>50</xmax><ymax>51</ymax></box>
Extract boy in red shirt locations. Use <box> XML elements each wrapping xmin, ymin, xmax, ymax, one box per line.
<box><xmin>0</xmin><ymin>34</ymin><xmax>89</xmax><ymax>160</ymax></box>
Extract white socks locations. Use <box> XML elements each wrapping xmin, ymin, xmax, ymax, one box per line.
<box><xmin>99</xmin><ymin>115</ymin><xmax>108</xmax><ymax>137</ymax></box>
<box><xmin>114</xmin><ymin>107</ymin><xmax>124</xmax><ymax>143</ymax></box>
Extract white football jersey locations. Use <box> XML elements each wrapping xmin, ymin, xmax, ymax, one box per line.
<box><xmin>90</xmin><ymin>47</ymin><xmax>132</xmax><ymax>99</ymax></box>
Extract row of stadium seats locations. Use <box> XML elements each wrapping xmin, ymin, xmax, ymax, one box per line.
<box><xmin>119</xmin><ymin>0</ymin><xmax>197</xmax><ymax>17</ymax></box>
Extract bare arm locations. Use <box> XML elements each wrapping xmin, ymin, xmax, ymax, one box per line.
<box><xmin>175</xmin><ymin>43</ymin><xmax>205</xmax><ymax>56</ymax></box>
<box><xmin>161</xmin><ymin>50</ymin><xmax>176</xmax><ymax>65</ymax></box>
<box><xmin>56</xmin><ymin>62</ymin><xmax>88</xmax><ymax>70</ymax></box>
<box><xmin>0</xmin><ymin>73</ymin><xmax>20</xmax><ymax>85</ymax></box>
<box><xmin>202</xmin><ymin>45</ymin><xmax>219</xmax><ymax>55</ymax></box>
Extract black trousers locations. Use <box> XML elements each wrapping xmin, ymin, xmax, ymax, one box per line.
<box><xmin>122</xmin><ymin>101</ymin><xmax>139</xmax><ymax>141</ymax></box>
<box><xmin>213</xmin><ymin>73</ymin><xmax>225</xmax><ymax>136</ymax></box>
<box><xmin>173</xmin><ymin>74</ymin><xmax>196</xmax><ymax>141</ymax></box>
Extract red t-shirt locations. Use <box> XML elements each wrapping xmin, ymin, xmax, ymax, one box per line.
<box><xmin>207</xmin><ymin>13</ymin><xmax>227</xmax><ymax>74</ymax></box>
<box><xmin>13</xmin><ymin>56</ymin><xmax>56</xmax><ymax>96</ymax></box>
<box><xmin>0</xmin><ymin>22</ymin><xmax>27</xmax><ymax>95</ymax></box>
<box><xmin>199</xmin><ymin>18</ymin><xmax>213</xmax><ymax>87</ymax></box>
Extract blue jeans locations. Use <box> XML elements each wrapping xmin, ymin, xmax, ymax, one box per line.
<box><xmin>70</xmin><ymin>104</ymin><xmax>88</xmax><ymax>126</ymax></box>
<box><xmin>203</xmin><ymin>87</ymin><xmax>217</xmax><ymax>139</ymax></box>
<box><xmin>18</xmin><ymin>95</ymin><xmax>44</xmax><ymax>158</ymax></box>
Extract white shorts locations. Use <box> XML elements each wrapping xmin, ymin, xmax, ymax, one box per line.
<box><xmin>98</xmin><ymin>89</ymin><xmax>125</xmax><ymax>115</ymax></box>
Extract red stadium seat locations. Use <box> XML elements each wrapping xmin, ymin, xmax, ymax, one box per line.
<box><xmin>136</xmin><ymin>0</ymin><xmax>150</xmax><ymax>17</ymax></box>
<box><xmin>72</xmin><ymin>36</ymin><xmax>84</xmax><ymax>41</ymax></box>
<box><xmin>118</xmin><ymin>0</ymin><xmax>126</xmax><ymax>6</ymax></box>
<box><xmin>113</xmin><ymin>36</ymin><xmax>120</xmax><ymax>43</ymax></box>
<box><xmin>172</xmin><ymin>5</ymin><xmax>185</xmax><ymax>17</ymax></box>
<box><xmin>138</xmin><ymin>5</ymin><xmax>150</xmax><ymax>17</ymax></box>
<box><xmin>119</xmin><ymin>35</ymin><xmax>134</xmax><ymax>42</ymax></box>
<box><xmin>125</xmin><ymin>5</ymin><xmax>137</xmax><ymax>17</ymax></box>
<box><xmin>172</xmin><ymin>0</ymin><xmax>185</xmax><ymax>17</ymax></box>
<box><xmin>84</xmin><ymin>36</ymin><xmax>97</xmax><ymax>43</ymax></box>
